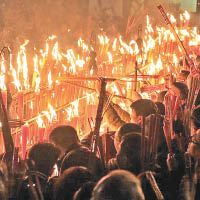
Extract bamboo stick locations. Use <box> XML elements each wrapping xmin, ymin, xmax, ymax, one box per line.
<box><xmin>141</xmin><ymin>116</ymin><xmax>146</xmax><ymax>170</ymax></box>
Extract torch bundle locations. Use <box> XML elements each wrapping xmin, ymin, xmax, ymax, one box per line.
<box><xmin>141</xmin><ymin>114</ymin><xmax>161</xmax><ymax>171</ymax></box>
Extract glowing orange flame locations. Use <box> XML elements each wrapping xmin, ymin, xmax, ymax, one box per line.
<box><xmin>36</xmin><ymin>115</ymin><xmax>45</xmax><ymax>128</ymax></box>
<box><xmin>48</xmin><ymin>71</ymin><xmax>53</xmax><ymax>89</ymax></box>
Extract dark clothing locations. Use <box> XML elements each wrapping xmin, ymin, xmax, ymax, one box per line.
<box><xmin>195</xmin><ymin>90</ymin><xmax>200</xmax><ymax>106</ymax></box>
<box><xmin>17</xmin><ymin>171</ymin><xmax>48</xmax><ymax>200</ymax></box>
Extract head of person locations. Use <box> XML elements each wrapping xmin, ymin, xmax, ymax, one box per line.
<box><xmin>114</xmin><ymin>123</ymin><xmax>141</xmax><ymax>152</ymax></box>
<box><xmin>177</xmin><ymin>70</ymin><xmax>190</xmax><ymax>83</ymax></box>
<box><xmin>28</xmin><ymin>143</ymin><xmax>60</xmax><ymax>176</ymax></box>
<box><xmin>116</xmin><ymin>133</ymin><xmax>146</xmax><ymax>175</ymax></box>
<box><xmin>91</xmin><ymin>169</ymin><xmax>144</xmax><ymax>200</ymax></box>
<box><xmin>157</xmin><ymin>91</ymin><xmax>167</xmax><ymax>103</ymax></box>
<box><xmin>73</xmin><ymin>181</ymin><xmax>96</xmax><ymax>200</ymax></box>
<box><xmin>154</xmin><ymin>102</ymin><xmax>165</xmax><ymax>115</ymax></box>
<box><xmin>54</xmin><ymin>166</ymin><xmax>93</xmax><ymax>200</ymax></box>
<box><xmin>187</xmin><ymin>130</ymin><xmax>200</xmax><ymax>160</ymax></box>
<box><xmin>49</xmin><ymin>125</ymin><xmax>79</xmax><ymax>155</ymax></box>
<box><xmin>60</xmin><ymin>145</ymin><xmax>105</xmax><ymax>180</ymax></box>
<box><xmin>191</xmin><ymin>105</ymin><xmax>200</xmax><ymax>134</ymax></box>
<box><xmin>130</xmin><ymin>99</ymin><xmax>158</xmax><ymax>124</ymax></box>
<box><xmin>173</xmin><ymin>82</ymin><xmax>188</xmax><ymax>102</ymax></box>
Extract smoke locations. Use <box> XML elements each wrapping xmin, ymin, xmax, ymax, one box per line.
<box><xmin>0</xmin><ymin>0</ymin><xmax>88</xmax><ymax>50</ymax></box>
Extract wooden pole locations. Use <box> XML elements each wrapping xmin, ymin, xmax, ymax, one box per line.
<box><xmin>134</xmin><ymin>62</ymin><xmax>138</xmax><ymax>91</ymax></box>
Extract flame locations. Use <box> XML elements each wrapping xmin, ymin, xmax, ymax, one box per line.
<box><xmin>30</xmin><ymin>101</ymin><xmax>33</xmax><ymax>110</ymax></box>
<box><xmin>62</xmin><ymin>49</ymin><xmax>76</xmax><ymax>73</ymax></box>
<box><xmin>52</xmin><ymin>42</ymin><xmax>62</xmax><ymax>61</ymax></box>
<box><xmin>146</xmin><ymin>15</ymin><xmax>154</xmax><ymax>33</ymax></box>
<box><xmin>180</xmin><ymin>14</ymin><xmax>183</xmax><ymax>22</ymax></box>
<box><xmin>127</xmin><ymin>79</ymin><xmax>132</xmax><ymax>90</ymax></box>
<box><xmin>11</xmin><ymin>68</ymin><xmax>21</xmax><ymax>91</ymax></box>
<box><xmin>66</xmin><ymin>106</ymin><xmax>73</xmax><ymax>121</ymax></box>
<box><xmin>148</xmin><ymin>62</ymin><xmax>156</xmax><ymax>75</ymax></box>
<box><xmin>141</xmin><ymin>92</ymin><xmax>149</xmax><ymax>99</ymax></box>
<box><xmin>42</xmin><ymin>111</ymin><xmax>52</xmax><ymax>123</ymax></box>
<box><xmin>17</xmin><ymin>40</ymin><xmax>30</xmax><ymax>90</ymax></box>
<box><xmin>105</xmin><ymin>36</ymin><xmax>109</xmax><ymax>45</ymax></box>
<box><xmin>48</xmin><ymin>104</ymin><xmax>57</xmax><ymax>122</ymax></box>
<box><xmin>33</xmin><ymin>55</ymin><xmax>39</xmax><ymax>74</ymax></box>
<box><xmin>112</xmin><ymin>38</ymin><xmax>117</xmax><ymax>51</ymax></box>
<box><xmin>173</xmin><ymin>54</ymin><xmax>178</xmax><ymax>66</ymax></box>
<box><xmin>1</xmin><ymin>56</ymin><xmax>6</xmax><ymax>74</ymax></box>
<box><xmin>45</xmin><ymin>42</ymin><xmax>49</xmax><ymax>56</ymax></box>
<box><xmin>119</xmin><ymin>36</ymin><xmax>130</xmax><ymax>52</ymax></box>
<box><xmin>48</xmin><ymin>71</ymin><xmax>53</xmax><ymax>89</ymax></box>
<box><xmin>47</xmin><ymin>35</ymin><xmax>57</xmax><ymax>41</ymax></box>
<box><xmin>86</xmin><ymin>92</ymin><xmax>95</xmax><ymax>104</ymax></box>
<box><xmin>119</xmin><ymin>103</ymin><xmax>128</xmax><ymax>112</ymax></box>
<box><xmin>35</xmin><ymin>77</ymin><xmax>40</xmax><ymax>93</ymax></box>
<box><xmin>66</xmin><ymin>99</ymin><xmax>79</xmax><ymax>121</ymax></box>
<box><xmin>170</xmin><ymin>14</ymin><xmax>176</xmax><ymax>24</ymax></box>
<box><xmin>71</xmin><ymin>100</ymin><xmax>79</xmax><ymax>116</ymax></box>
<box><xmin>130</xmin><ymin>41</ymin><xmax>139</xmax><ymax>55</ymax></box>
<box><xmin>183</xmin><ymin>11</ymin><xmax>190</xmax><ymax>21</ymax></box>
<box><xmin>78</xmin><ymin>38</ymin><xmax>83</xmax><ymax>47</ymax></box>
<box><xmin>90</xmin><ymin>69</ymin><xmax>94</xmax><ymax>76</ymax></box>
<box><xmin>98</xmin><ymin>35</ymin><xmax>105</xmax><ymax>46</ymax></box>
<box><xmin>107</xmin><ymin>52</ymin><xmax>112</xmax><ymax>64</ymax></box>
<box><xmin>76</xmin><ymin>56</ymin><xmax>85</xmax><ymax>68</ymax></box>
<box><xmin>120</xmin><ymin>47</ymin><xmax>125</xmax><ymax>54</ymax></box>
<box><xmin>156</xmin><ymin>56</ymin><xmax>163</xmax><ymax>71</ymax></box>
<box><xmin>111</xmin><ymin>83</ymin><xmax>119</xmax><ymax>95</ymax></box>
<box><xmin>0</xmin><ymin>75</ymin><xmax>6</xmax><ymax>90</ymax></box>
<box><xmin>36</xmin><ymin>114</ymin><xmax>45</xmax><ymax>128</ymax></box>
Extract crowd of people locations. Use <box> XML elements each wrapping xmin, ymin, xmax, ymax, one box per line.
<box><xmin>0</xmin><ymin>65</ymin><xmax>200</xmax><ymax>200</ymax></box>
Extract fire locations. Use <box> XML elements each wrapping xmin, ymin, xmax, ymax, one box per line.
<box><xmin>66</xmin><ymin>99</ymin><xmax>79</xmax><ymax>121</ymax></box>
<box><xmin>1</xmin><ymin>11</ymin><xmax>200</xmax><ymax>155</ymax></box>
<box><xmin>98</xmin><ymin>35</ymin><xmax>105</xmax><ymax>46</ymax></box>
<box><xmin>107</xmin><ymin>52</ymin><xmax>113</xmax><ymax>64</ymax></box>
<box><xmin>1</xmin><ymin>56</ymin><xmax>6</xmax><ymax>74</ymax></box>
<box><xmin>169</xmin><ymin>14</ymin><xmax>176</xmax><ymax>24</ymax></box>
<box><xmin>111</xmin><ymin>83</ymin><xmax>119</xmax><ymax>95</ymax></box>
<box><xmin>48</xmin><ymin>71</ymin><xmax>53</xmax><ymax>89</ymax></box>
<box><xmin>76</xmin><ymin>56</ymin><xmax>85</xmax><ymax>68</ymax></box>
<box><xmin>78</xmin><ymin>38</ymin><xmax>84</xmax><ymax>47</ymax></box>
<box><xmin>36</xmin><ymin>115</ymin><xmax>45</xmax><ymax>128</ymax></box>
<box><xmin>11</xmin><ymin>67</ymin><xmax>21</xmax><ymax>91</ymax></box>
<box><xmin>30</xmin><ymin>101</ymin><xmax>33</xmax><ymax>110</ymax></box>
<box><xmin>183</xmin><ymin>10</ymin><xmax>190</xmax><ymax>21</ymax></box>
<box><xmin>48</xmin><ymin>104</ymin><xmax>57</xmax><ymax>122</ymax></box>
<box><xmin>112</xmin><ymin>38</ymin><xmax>117</xmax><ymax>51</ymax></box>
<box><xmin>71</xmin><ymin>100</ymin><xmax>79</xmax><ymax>116</ymax></box>
<box><xmin>86</xmin><ymin>92</ymin><xmax>95</xmax><ymax>104</ymax></box>
<box><xmin>47</xmin><ymin>35</ymin><xmax>57</xmax><ymax>41</ymax></box>
<box><xmin>35</xmin><ymin>77</ymin><xmax>40</xmax><ymax>93</ymax></box>
<box><xmin>66</xmin><ymin>106</ymin><xmax>73</xmax><ymax>121</ymax></box>
<box><xmin>63</xmin><ymin>49</ymin><xmax>76</xmax><ymax>73</ymax></box>
<box><xmin>155</xmin><ymin>56</ymin><xmax>163</xmax><ymax>71</ymax></box>
<box><xmin>0</xmin><ymin>74</ymin><xmax>6</xmax><ymax>90</ymax></box>
<box><xmin>17</xmin><ymin>40</ymin><xmax>30</xmax><ymax>90</ymax></box>
<box><xmin>119</xmin><ymin>36</ymin><xmax>130</xmax><ymax>52</ymax></box>
<box><xmin>173</xmin><ymin>54</ymin><xmax>178</xmax><ymax>66</ymax></box>
<box><xmin>90</xmin><ymin>69</ymin><xmax>94</xmax><ymax>76</ymax></box>
<box><xmin>52</xmin><ymin>42</ymin><xmax>62</xmax><ymax>61</ymax></box>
